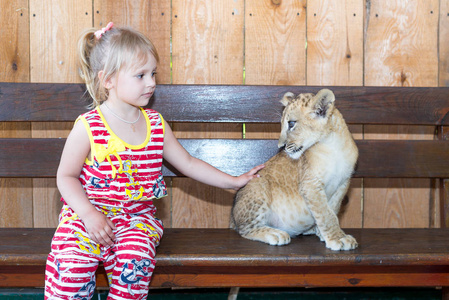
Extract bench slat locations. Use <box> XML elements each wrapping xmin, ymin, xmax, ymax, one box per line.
<box><xmin>2</xmin><ymin>138</ymin><xmax>449</xmax><ymax>178</ymax></box>
<box><xmin>0</xmin><ymin>138</ymin><xmax>64</xmax><ymax>177</ymax></box>
<box><xmin>1</xmin><ymin>228</ymin><xmax>448</xmax><ymax>267</ymax></box>
<box><xmin>1</xmin><ymin>83</ymin><xmax>449</xmax><ymax>125</ymax></box>
<box><xmin>2</xmin><ymin>265</ymin><xmax>449</xmax><ymax>288</ymax></box>
<box><xmin>1</xmin><ymin>228</ymin><xmax>449</xmax><ymax>288</ymax></box>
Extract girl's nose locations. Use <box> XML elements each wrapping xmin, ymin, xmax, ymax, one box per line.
<box><xmin>146</xmin><ymin>76</ymin><xmax>156</xmax><ymax>87</ymax></box>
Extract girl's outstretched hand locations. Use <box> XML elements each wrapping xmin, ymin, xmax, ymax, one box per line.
<box><xmin>233</xmin><ymin>164</ymin><xmax>265</xmax><ymax>190</ymax></box>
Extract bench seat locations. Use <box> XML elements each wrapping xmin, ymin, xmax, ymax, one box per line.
<box><xmin>1</xmin><ymin>228</ymin><xmax>449</xmax><ymax>288</ymax></box>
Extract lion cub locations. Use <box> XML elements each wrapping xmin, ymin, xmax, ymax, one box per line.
<box><xmin>230</xmin><ymin>89</ymin><xmax>358</xmax><ymax>251</ymax></box>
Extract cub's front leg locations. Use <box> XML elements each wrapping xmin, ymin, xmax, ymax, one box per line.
<box><xmin>300</xmin><ymin>177</ymin><xmax>357</xmax><ymax>251</ymax></box>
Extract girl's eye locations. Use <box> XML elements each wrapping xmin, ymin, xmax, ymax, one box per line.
<box><xmin>136</xmin><ymin>74</ymin><xmax>144</xmax><ymax>79</ymax></box>
<box><xmin>152</xmin><ymin>71</ymin><xmax>157</xmax><ymax>77</ymax></box>
<box><xmin>288</xmin><ymin>121</ymin><xmax>296</xmax><ymax>130</ymax></box>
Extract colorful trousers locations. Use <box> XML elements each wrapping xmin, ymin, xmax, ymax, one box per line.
<box><xmin>45</xmin><ymin>201</ymin><xmax>163</xmax><ymax>300</ymax></box>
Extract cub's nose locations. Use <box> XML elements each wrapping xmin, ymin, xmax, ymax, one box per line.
<box><xmin>278</xmin><ymin>140</ymin><xmax>286</xmax><ymax>149</ymax></box>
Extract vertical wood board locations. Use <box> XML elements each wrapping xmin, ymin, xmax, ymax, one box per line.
<box><xmin>0</xmin><ymin>179</ymin><xmax>33</xmax><ymax>227</ymax></box>
<box><xmin>0</xmin><ymin>0</ymin><xmax>30</xmax><ymax>82</ymax></box>
<box><xmin>0</xmin><ymin>0</ymin><xmax>31</xmax><ymax>228</ymax></box>
<box><xmin>440</xmin><ymin>0</ymin><xmax>449</xmax><ymax>87</ymax></box>
<box><xmin>244</xmin><ymin>0</ymin><xmax>307</xmax><ymax>204</ymax></box>
<box><xmin>172</xmin><ymin>0</ymin><xmax>244</xmax><ymax>84</ymax></box>
<box><xmin>94</xmin><ymin>0</ymin><xmax>172</xmax><ymax>84</ymax></box>
<box><xmin>438</xmin><ymin>0</ymin><xmax>449</xmax><ymax>228</ymax></box>
<box><xmin>29</xmin><ymin>0</ymin><xmax>91</xmax><ymax>83</ymax></box>
<box><xmin>245</xmin><ymin>0</ymin><xmax>306</xmax><ymax>85</ymax></box>
<box><xmin>363</xmin><ymin>0</ymin><xmax>439</xmax><ymax>228</ymax></box>
<box><xmin>171</xmin><ymin>0</ymin><xmax>245</xmax><ymax>228</ymax></box>
<box><xmin>307</xmin><ymin>0</ymin><xmax>363</xmax><ymax>86</ymax></box>
<box><xmin>244</xmin><ymin>0</ymin><xmax>307</xmax><ymax>157</ymax></box>
<box><xmin>29</xmin><ymin>0</ymin><xmax>92</xmax><ymax>228</ymax></box>
<box><xmin>364</xmin><ymin>0</ymin><xmax>438</xmax><ymax>87</ymax></box>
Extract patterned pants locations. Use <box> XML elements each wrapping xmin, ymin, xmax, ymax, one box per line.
<box><xmin>45</xmin><ymin>202</ymin><xmax>163</xmax><ymax>300</ymax></box>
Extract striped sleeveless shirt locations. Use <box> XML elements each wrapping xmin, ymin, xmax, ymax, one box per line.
<box><xmin>74</xmin><ymin>107</ymin><xmax>167</xmax><ymax>202</ymax></box>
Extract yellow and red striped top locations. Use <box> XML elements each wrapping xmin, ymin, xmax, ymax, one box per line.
<box><xmin>73</xmin><ymin>107</ymin><xmax>167</xmax><ymax>203</ymax></box>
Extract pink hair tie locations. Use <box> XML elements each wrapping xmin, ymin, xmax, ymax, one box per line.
<box><xmin>94</xmin><ymin>22</ymin><xmax>114</xmax><ymax>39</ymax></box>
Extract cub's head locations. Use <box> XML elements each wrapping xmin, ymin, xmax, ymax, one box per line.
<box><xmin>278</xmin><ymin>89</ymin><xmax>336</xmax><ymax>159</ymax></box>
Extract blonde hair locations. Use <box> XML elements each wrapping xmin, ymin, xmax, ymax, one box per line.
<box><xmin>78</xmin><ymin>24</ymin><xmax>159</xmax><ymax>107</ymax></box>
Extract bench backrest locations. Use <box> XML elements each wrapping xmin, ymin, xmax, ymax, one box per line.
<box><xmin>1</xmin><ymin>82</ymin><xmax>449</xmax><ymax>225</ymax></box>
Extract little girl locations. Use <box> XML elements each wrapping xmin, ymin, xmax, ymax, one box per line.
<box><xmin>44</xmin><ymin>22</ymin><xmax>263</xmax><ymax>300</ymax></box>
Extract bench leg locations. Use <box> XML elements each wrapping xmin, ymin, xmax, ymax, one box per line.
<box><xmin>228</xmin><ymin>287</ymin><xmax>240</xmax><ymax>300</ymax></box>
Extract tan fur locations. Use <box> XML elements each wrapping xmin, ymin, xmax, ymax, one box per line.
<box><xmin>230</xmin><ymin>89</ymin><xmax>359</xmax><ymax>251</ymax></box>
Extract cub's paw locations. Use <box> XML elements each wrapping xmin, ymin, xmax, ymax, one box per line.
<box><xmin>244</xmin><ymin>228</ymin><xmax>291</xmax><ymax>246</ymax></box>
<box><xmin>325</xmin><ymin>234</ymin><xmax>358</xmax><ymax>251</ymax></box>
<box><xmin>264</xmin><ymin>229</ymin><xmax>291</xmax><ymax>246</ymax></box>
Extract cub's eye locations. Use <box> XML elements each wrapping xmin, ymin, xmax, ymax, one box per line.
<box><xmin>288</xmin><ymin>121</ymin><xmax>296</xmax><ymax>130</ymax></box>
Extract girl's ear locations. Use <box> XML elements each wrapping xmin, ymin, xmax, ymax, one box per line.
<box><xmin>98</xmin><ymin>70</ymin><xmax>114</xmax><ymax>90</ymax></box>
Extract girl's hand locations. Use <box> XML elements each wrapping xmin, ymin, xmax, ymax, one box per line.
<box><xmin>232</xmin><ymin>164</ymin><xmax>265</xmax><ymax>190</ymax></box>
<box><xmin>82</xmin><ymin>209</ymin><xmax>116</xmax><ymax>247</ymax></box>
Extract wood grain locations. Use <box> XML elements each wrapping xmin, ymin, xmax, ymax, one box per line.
<box><xmin>171</xmin><ymin>0</ymin><xmax>245</xmax><ymax>228</ymax></box>
<box><xmin>0</xmin><ymin>0</ymin><xmax>29</xmax><ymax>82</ymax></box>
<box><xmin>440</xmin><ymin>0</ymin><xmax>449</xmax><ymax>231</ymax></box>
<box><xmin>306</xmin><ymin>0</ymin><xmax>363</xmax><ymax>228</ymax></box>
<box><xmin>29</xmin><ymin>0</ymin><xmax>91</xmax><ymax>228</ymax></box>
<box><xmin>94</xmin><ymin>0</ymin><xmax>171</xmax><ymax>84</ymax></box>
<box><xmin>2</xmin><ymin>267</ymin><xmax>449</xmax><ymax>289</ymax></box>
<box><xmin>365</xmin><ymin>0</ymin><xmax>439</xmax><ymax>87</ymax></box>
<box><xmin>3</xmin><ymin>84</ymin><xmax>449</xmax><ymax>125</ymax></box>
<box><xmin>31</xmin><ymin>122</ymin><xmax>70</xmax><ymax>228</ymax></box>
<box><xmin>29</xmin><ymin>0</ymin><xmax>91</xmax><ymax>83</ymax></box>
<box><xmin>245</xmin><ymin>0</ymin><xmax>306</xmax><ymax>85</ymax></box>
<box><xmin>2</xmin><ymin>228</ymin><xmax>449</xmax><ymax>288</ymax></box>
<box><xmin>0</xmin><ymin>179</ymin><xmax>33</xmax><ymax>227</ymax></box>
<box><xmin>32</xmin><ymin>179</ymin><xmax>62</xmax><ymax>228</ymax></box>
<box><xmin>440</xmin><ymin>179</ymin><xmax>449</xmax><ymax>228</ymax></box>
<box><xmin>440</xmin><ymin>0</ymin><xmax>449</xmax><ymax>87</ymax></box>
<box><xmin>364</xmin><ymin>0</ymin><xmax>439</xmax><ymax>228</ymax></box>
<box><xmin>172</xmin><ymin>0</ymin><xmax>244</xmax><ymax>84</ymax></box>
<box><xmin>307</xmin><ymin>0</ymin><xmax>363</xmax><ymax>86</ymax></box>
<box><xmin>0</xmin><ymin>0</ymin><xmax>448</xmax><ymax>232</ymax></box>
<box><xmin>170</xmin><ymin>120</ymin><xmax>242</xmax><ymax>228</ymax></box>
<box><xmin>3</xmin><ymin>228</ymin><xmax>449</xmax><ymax>267</ymax></box>
<box><xmin>4</xmin><ymin>138</ymin><xmax>449</xmax><ymax>179</ymax></box>
<box><xmin>0</xmin><ymin>0</ymin><xmax>31</xmax><ymax>227</ymax></box>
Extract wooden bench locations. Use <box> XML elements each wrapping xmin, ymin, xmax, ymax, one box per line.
<box><xmin>1</xmin><ymin>83</ymin><xmax>449</xmax><ymax>295</ymax></box>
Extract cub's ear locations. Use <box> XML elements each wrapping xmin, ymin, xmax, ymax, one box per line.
<box><xmin>312</xmin><ymin>89</ymin><xmax>335</xmax><ymax>118</ymax></box>
<box><xmin>280</xmin><ymin>92</ymin><xmax>295</xmax><ymax>106</ymax></box>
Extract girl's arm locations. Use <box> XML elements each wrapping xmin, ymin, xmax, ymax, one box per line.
<box><xmin>162</xmin><ymin>123</ymin><xmax>264</xmax><ymax>190</ymax></box>
<box><xmin>57</xmin><ymin>121</ymin><xmax>116</xmax><ymax>247</ymax></box>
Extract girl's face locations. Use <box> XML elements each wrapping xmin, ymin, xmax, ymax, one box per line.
<box><xmin>108</xmin><ymin>54</ymin><xmax>158</xmax><ymax>107</ymax></box>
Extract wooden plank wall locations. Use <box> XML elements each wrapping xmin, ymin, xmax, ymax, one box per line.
<box><xmin>1</xmin><ymin>0</ymin><xmax>448</xmax><ymax>230</ymax></box>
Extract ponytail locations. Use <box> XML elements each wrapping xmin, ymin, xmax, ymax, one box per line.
<box><xmin>78</xmin><ymin>29</ymin><xmax>103</xmax><ymax>107</ymax></box>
